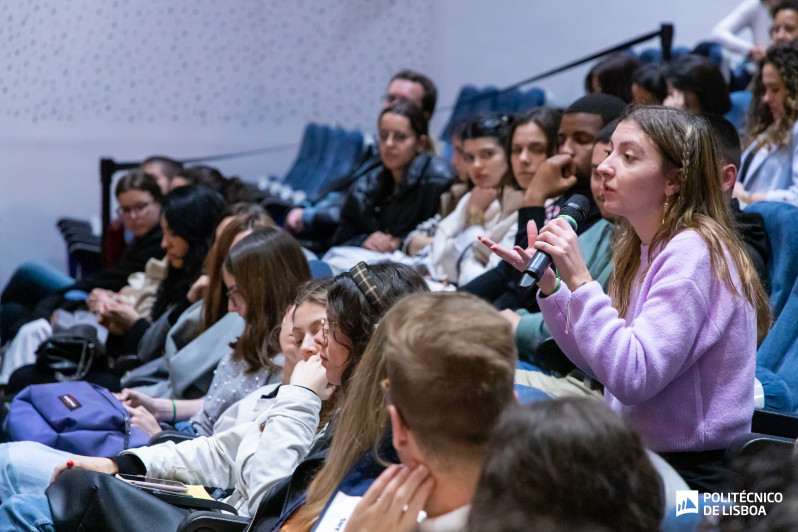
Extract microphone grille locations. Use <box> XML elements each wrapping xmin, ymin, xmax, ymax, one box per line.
<box><xmin>560</xmin><ymin>194</ymin><xmax>591</xmax><ymax>226</ymax></box>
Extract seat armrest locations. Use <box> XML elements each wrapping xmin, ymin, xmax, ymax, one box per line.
<box><xmin>176</xmin><ymin>511</ymin><xmax>250</xmax><ymax>532</ymax></box>
<box><xmin>150</xmin><ymin>429</ymin><xmax>198</xmax><ymax>446</ymax></box>
<box><xmin>726</xmin><ymin>432</ymin><xmax>795</xmax><ymax>462</ymax></box>
<box><xmin>752</xmin><ymin>407</ymin><xmax>798</xmax><ymax>439</ymax></box>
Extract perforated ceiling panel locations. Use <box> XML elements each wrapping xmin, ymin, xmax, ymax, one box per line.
<box><xmin>0</xmin><ymin>0</ymin><xmax>434</xmax><ymax>131</ymax></box>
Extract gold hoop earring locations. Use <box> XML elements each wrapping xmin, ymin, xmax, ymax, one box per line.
<box><xmin>662</xmin><ymin>197</ymin><xmax>670</xmax><ymax>226</ymax></box>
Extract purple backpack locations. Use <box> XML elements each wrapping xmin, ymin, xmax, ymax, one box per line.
<box><xmin>3</xmin><ymin>381</ymin><xmax>150</xmax><ymax>457</ymax></box>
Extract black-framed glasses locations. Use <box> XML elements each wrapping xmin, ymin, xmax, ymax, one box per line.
<box><xmin>116</xmin><ymin>201</ymin><xmax>154</xmax><ymax>217</ymax></box>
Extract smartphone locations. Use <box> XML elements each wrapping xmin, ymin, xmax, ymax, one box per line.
<box><xmin>116</xmin><ymin>474</ymin><xmax>189</xmax><ymax>494</ymax></box>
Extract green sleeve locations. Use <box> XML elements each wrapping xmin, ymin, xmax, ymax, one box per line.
<box><xmin>515</xmin><ymin>309</ymin><xmax>550</xmax><ymax>365</ymax></box>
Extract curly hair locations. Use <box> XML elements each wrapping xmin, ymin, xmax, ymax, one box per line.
<box><xmin>746</xmin><ymin>45</ymin><xmax>798</xmax><ymax>150</ymax></box>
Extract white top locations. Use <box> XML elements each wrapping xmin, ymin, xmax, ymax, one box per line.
<box><xmin>711</xmin><ymin>0</ymin><xmax>771</xmax><ymax>55</ymax></box>
<box><xmin>418</xmin><ymin>505</ymin><xmax>471</xmax><ymax>532</ymax></box>
<box><xmin>424</xmin><ymin>189</ymin><xmax>520</xmax><ymax>286</ymax></box>
<box><xmin>740</xmin><ymin>121</ymin><xmax>798</xmax><ymax>206</ymax></box>
<box><xmin>124</xmin><ymin>384</ymin><xmax>322</xmax><ymax>517</ymax></box>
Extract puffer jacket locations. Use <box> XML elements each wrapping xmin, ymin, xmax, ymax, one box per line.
<box><xmin>331</xmin><ymin>152</ymin><xmax>454</xmax><ymax>247</ymax></box>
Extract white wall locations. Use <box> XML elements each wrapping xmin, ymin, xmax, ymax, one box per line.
<box><xmin>1</xmin><ymin>0</ymin><xmax>748</xmax><ymax>286</ymax></box>
<box><xmin>430</xmin><ymin>0</ymin><xmax>745</xmax><ymax>134</ymax></box>
<box><xmin>0</xmin><ymin>0</ymin><xmax>434</xmax><ymax>285</ymax></box>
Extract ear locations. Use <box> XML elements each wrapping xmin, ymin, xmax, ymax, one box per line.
<box><xmin>389</xmin><ymin>405</ymin><xmax>424</xmax><ymax>468</ymax></box>
<box><xmin>720</xmin><ymin>163</ymin><xmax>738</xmax><ymax>193</ymax></box>
<box><xmin>389</xmin><ymin>405</ymin><xmax>410</xmax><ymax>452</ymax></box>
<box><xmin>664</xmin><ymin>168</ymin><xmax>683</xmax><ymax>197</ymax></box>
<box><xmin>418</xmin><ymin>134</ymin><xmax>429</xmax><ymax>153</ymax></box>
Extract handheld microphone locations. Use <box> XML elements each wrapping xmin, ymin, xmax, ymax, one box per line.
<box><xmin>518</xmin><ymin>194</ymin><xmax>591</xmax><ymax>289</ymax></box>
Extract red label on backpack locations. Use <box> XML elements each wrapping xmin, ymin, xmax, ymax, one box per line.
<box><xmin>58</xmin><ymin>394</ymin><xmax>82</xmax><ymax>411</ymax></box>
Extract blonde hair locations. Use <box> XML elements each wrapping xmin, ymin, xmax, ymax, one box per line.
<box><xmin>285</xmin><ymin>322</ymin><xmax>393</xmax><ymax>532</ymax></box>
<box><xmin>610</xmin><ymin>107</ymin><xmax>770</xmax><ymax>341</ymax></box>
<box><xmin>286</xmin><ymin>292</ymin><xmax>516</xmax><ymax>531</ymax></box>
<box><xmin>382</xmin><ymin>292</ymin><xmax>517</xmax><ymax>464</ymax></box>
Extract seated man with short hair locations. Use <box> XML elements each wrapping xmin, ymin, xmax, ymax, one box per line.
<box><xmin>329</xmin><ymin>292</ymin><xmax>517</xmax><ymax>531</ymax></box>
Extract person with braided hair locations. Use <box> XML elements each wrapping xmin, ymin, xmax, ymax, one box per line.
<box><xmin>736</xmin><ymin>44</ymin><xmax>798</xmax><ymax>206</ymax></box>
<box><xmin>485</xmin><ymin>106</ymin><xmax>770</xmax><ymax>493</ymax></box>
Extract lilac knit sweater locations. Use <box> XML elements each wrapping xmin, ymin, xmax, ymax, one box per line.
<box><xmin>538</xmin><ymin>230</ymin><xmax>756</xmax><ymax>453</ymax></box>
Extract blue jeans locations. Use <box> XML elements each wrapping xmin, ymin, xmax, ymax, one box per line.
<box><xmin>0</xmin><ymin>442</ymin><xmax>71</xmax><ymax>531</ymax></box>
<box><xmin>0</xmin><ymin>493</ymin><xmax>53</xmax><ymax>532</ymax></box>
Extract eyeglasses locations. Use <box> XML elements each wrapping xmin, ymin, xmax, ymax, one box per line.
<box><xmin>319</xmin><ymin>317</ymin><xmax>338</xmax><ymax>343</ymax></box>
<box><xmin>116</xmin><ymin>201</ymin><xmax>154</xmax><ymax>217</ymax></box>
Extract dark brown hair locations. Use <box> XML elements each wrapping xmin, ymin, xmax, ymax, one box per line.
<box><xmin>466</xmin><ymin>398</ymin><xmax>664</xmax><ymax>532</ymax></box>
<box><xmin>224</xmin><ymin>227</ymin><xmax>311</xmax><ymax>373</ymax></box>
<box><xmin>325</xmin><ymin>262</ymin><xmax>428</xmax><ymax>388</ymax></box>
<box><xmin>115</xmin><ymin>170</ymin><xmax>163</xmax><ymax>204</ymax></box>
<box><xmin>175</xmin><ymin>165</ymin><xmax>254</xmax><ymax>205</ymax></box>
<box><xmin>746</xmin><ymin>44</ymin><xmax>798</xmax><ymax>150</ymax></box>
<box><xmin>379</xmin><ymin>100</ymin><xmax>430</xmax><ymax>142</ymax></box>
<box><xmin>509</xmin><ymin>107</ymin><xmax>561</xmax><ymax>160</ymax></box>
<box><xmin>586</xmin><ymin>52</ymin><xmax>642</xmax><ymax>103</ymax></box>
<box><xmin>140</xmin><ymin>155</ymin><xmax>183</xmax><ymax>182</ymax></box>
<box><xmin>201</xmin><ymin>211</ymin><xmax>275</xmax><ymax>331</ymax></box>
<box><xmin>390</xmin><ymin>69</ymin><xmax>437</xmax><ymax>117</ymax></box>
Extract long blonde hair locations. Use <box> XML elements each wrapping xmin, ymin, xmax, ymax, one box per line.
<box><xmin>284</xmin><ymin>320</ymin><xmax>391</xmax><ymax>532</ymax></box>
<box><xmin>609</xmin><ymin>107</ymin><xmax>770</xmax><ymax>341</ymax></box>
<box><xmin>285</xmin><ymin>264</ymin><xmax>430</xmax><ymax>532</ymax></box>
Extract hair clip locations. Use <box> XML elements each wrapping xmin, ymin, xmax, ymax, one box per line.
<box><xmin>347</xmin><ymin>262</ymin><xmax>383</xmax><ymax>310</ymax></box>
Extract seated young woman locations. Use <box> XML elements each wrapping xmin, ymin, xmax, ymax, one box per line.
<box><xmin>466</xmin><ymin>398</ymin><xmax>663</xmax><ymax>531</ymax></box>
<box><xmin>281</xmin><ymin>292</ymin><xmax>516</xmax><ymax>531</ymax></box>
<box><xmin>324</xmin><ymin>109</ymin><xmax>560</xmax><ymax>288</ymax></box>
<box><xmin>119</xmin><ymin>226</ymin><xmax>311</xmax><ymax>437</ymax></box>
<box><xmin>498</xmin><ymin>120</ymin><xmax>617</xmax><ymax>364</ymax></box>
<box><xmin>484</xmin><ymin>106</ymin><xmax>770</xmax><ymax>492</ymax></box>
<box><xmin>735</xmin><ymin>44</ymin><xmax>798</xmax><ymax>206</ymax></box>
<box><xmin>420</xmin><ymin>110</ymin><xmax>557</xmax><ymax>286</ymax></box>
<box><xmin>4</xmin><ymin>185</ymin><xmax>226</xmax><ymax>393</ymax></box>
<box><xmin>114</xmin><ymin>208</ymin><xmax>275</xmax><ymax>405</ymax></box>
<box><xmin>0</xmin><ymin>170</ymin><xmax>165</xmax><ymax>344</ymax></box>
<box><xmin>325</xmin><ymin>100</ymin><xmax>454</xmax><ymax>253</ymax></box>
<box><xmin>0</xmin><ymin>278</ymin><xmax>326</xmax><ymax>525</ymax></box>
<box><xmin>0</xmin><ymin>263</ymin><xmax>428</xmax><ymax>530</ymax></box>
<box><xmin>662</xmin><ymin>54</ymin><xmax>732</xmax><ymax>116</ymax></box>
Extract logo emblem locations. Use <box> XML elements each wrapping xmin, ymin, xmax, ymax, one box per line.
<box><xmin>676</xmin><ymin>490</ymin><xmax>699</xmax><ymax>516</ymax></box>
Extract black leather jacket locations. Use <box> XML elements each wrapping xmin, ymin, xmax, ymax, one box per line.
<box><xmin>331</xmin><ymin>152</ymin><xmax>454</xmax><ymax>247</ymax></box>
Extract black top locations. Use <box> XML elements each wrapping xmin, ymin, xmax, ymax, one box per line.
<box><xmin>331</xmin><ymin>152</ymin><xmax>454</xmax><ymax>247</ymax></box>
<box><xmin>461</xmin><ymin>193</ymin><xmax>601</xmax><ymax>312</ymax></box>
<box><xmin>731</xmin><ymin>198</ymin><xmax>772</xmax><ymax>295</ymax></box>
<box><xmin>71</xmin><ymin>224</ymin><xmax>165</xmax><ymax>293</ymax></box>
